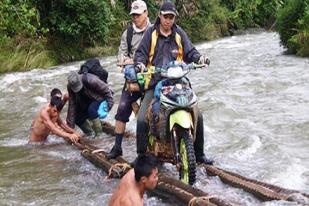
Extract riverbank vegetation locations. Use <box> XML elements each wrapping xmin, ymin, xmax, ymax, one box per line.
<box><xmin>276</xmin><ymin>0</ymin><xmax>309</xmax><ymax>56</ymax></box>
<box><xmin>0</xmin><ymin>0</ymin><xmax>308</xmax><ymax>73</ymax></box>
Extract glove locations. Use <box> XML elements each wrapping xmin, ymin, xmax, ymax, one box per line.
<box><xmin>198</xmin><ymin>56</ymin><xmax>210</xmax><ymax>65</ymax></box>
<box><xmin>97</xmin><ymin>100</ymin><xmax>109</xmax><ymax>119</ymax></box>
<box><xmin>135</xmin><ymin>62</ymin><xmax>146</xmax><ymax>73</ymax></box>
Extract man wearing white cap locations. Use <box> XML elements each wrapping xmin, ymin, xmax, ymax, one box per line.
<box><xmin>106</xmin><ymin>0</ymin><xmax>151</xmax><ymax>159</ymax></box>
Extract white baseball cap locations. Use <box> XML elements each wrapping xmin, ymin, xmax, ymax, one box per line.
<box><xmin>130</xmin><ymin>0</ymin><xmax>147</xmax><ymax>15</ymax></box>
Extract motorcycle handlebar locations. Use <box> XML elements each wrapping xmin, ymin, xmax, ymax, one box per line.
<box><xmin>137</xmin><ymin>62</ymin><xmax>207</xmax><ymax>75</ymax></box>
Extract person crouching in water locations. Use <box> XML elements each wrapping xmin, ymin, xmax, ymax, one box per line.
<box><xmin>66</xmin><ymin>70</ymin><xmax>114</xmax><ymax>138</ymax></box>
<box><xmin>29</xmin><ymin>95</ymin><xmax>80</xmax><ymax>143</ymax></box>
<box><xmin>109</xmin><ymin>154</ymin><xmax>159</xmax><ymax>206</ymax></box>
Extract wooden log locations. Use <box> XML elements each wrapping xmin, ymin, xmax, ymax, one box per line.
<box><xmin>101</xmin><ymin>121</ymin><xmax>135</xmax><ymax>138</ymax></box>
<box><xmin>72</xmin><ymin>139</ymin><xmax>233</xmax><ymax>205</ymax></box>
<box><xmin>204</xmin><ymin>165</ymin><xmax>309</xmax><ymax>205</ymax></box>
<box><xmin>154</xmin><ymin>175</ymin><xmax>233</xmax><ymax>206</ymax></box>
<box><xmin>81</xmin><ymin>149</ymin><xmax>130</xmax><ymax>178</ymax></box>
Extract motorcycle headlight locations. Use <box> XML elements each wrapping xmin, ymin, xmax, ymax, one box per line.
<box><xmin>176</xmin><ymin>95</ymin><xmax>188</xmax><ymax>106</ymax></box>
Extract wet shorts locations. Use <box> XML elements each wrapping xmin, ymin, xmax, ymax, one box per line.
<box><xmin>115</xmin><ymin>87</ymin><xmax>142</xmax><ymax>123</ymax></box>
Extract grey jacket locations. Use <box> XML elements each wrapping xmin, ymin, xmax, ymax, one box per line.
<box><xmin>117</xmin><ymin>19</ymin><xmax>152</xmax><ymax>62</ymax></box>
<box><xmin>66</xmin><ymin>73</ymin><xmax>114</xmax><ymax>127</ymax></box>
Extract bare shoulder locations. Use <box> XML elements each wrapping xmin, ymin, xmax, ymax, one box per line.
<box><xmin>39</xmin><ymin>105</ymin><xmax>50</xmax><ymax>118</ymax></box>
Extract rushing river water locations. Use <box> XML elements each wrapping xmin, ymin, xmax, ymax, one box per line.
<box><xmin>0</xmin><ymin>31</ymin><xmax>308</xmax><ymax>206</ymax></box>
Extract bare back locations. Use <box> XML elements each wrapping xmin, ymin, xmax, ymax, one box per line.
<box><xmin>109</xmin><ymin>169</ymin><xmax>143</xmax><ymax>206</ymax></box>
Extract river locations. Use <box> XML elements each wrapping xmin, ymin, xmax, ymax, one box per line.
<box><xmin>0</xmin><ymin>31</ymin><xmax>308</xmax><ymax>206</ymax></box>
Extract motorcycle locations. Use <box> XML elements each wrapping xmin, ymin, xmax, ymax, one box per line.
<box><xmin>137</xmin><ymin>61</ymin><xmax>205</xmax><ymax>185</ymax></box>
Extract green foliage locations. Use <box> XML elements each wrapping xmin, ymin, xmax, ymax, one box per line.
<box><xmin>0</xmin><ymin>37</ymin><xmax>57</xmax><ymax>73</ymax></box>
<box><xmin>40</xmin><ymin>0</ymin><xmax>112</xmax><ymax>47</ymax></box>
<box><xmin>220</xmin><ymin>0</ymin><xmax>284</xmax><ymax>29</ymax></box>
<box><xmin>144</xmin><ymin>0</ymin><xmax>160</xmax><ymax>19</ymax></box>
<box><xmin>105</xmin><ymin>1</ymin><xmax>131</xmax><ymax>49</ymax></box>
<box><xmin>276</xmin><ymin>0</ymin><xmax>308</xmax><ymax>54</ymax></box>
<box><xmin>286</xmin><ymin>3</ymin><xmax>309</xmax><ymax>56</ymax></box>
<box><xmin>0</xmin><ymin>0</ymin><xmax>38</xmax><ymax>37</ymax></box>
<box><xmin>1</xmin><ymin>0</ymin><xmax>308</xmax><ymax>73</ymax></box>
<box><xmin>254</xmin><ymin>0</ymin><xmax>284</xmax><ymax>27</ymax></box>
<box><xmin>178</xmin><ymin>0</ymin><xmax>229</xmax><ymax>42</ymax></box>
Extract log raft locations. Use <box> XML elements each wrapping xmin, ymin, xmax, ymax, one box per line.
<box><xmin>70</xmin><ymin>121</ymin><xmax>309</xmax><ymax>205</ymax></box>
<box><xmin>72</xmin><ymin>138</ymin><xmax>233</xmax><ymax>206</ymax></box>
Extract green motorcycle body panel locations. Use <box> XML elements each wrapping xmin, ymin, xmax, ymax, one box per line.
<box><xmin>169</xmin><ymin>110</ymin><xmax>193</xmax><ymax>131</ymax></box>
<box><xmin>180</xmin><ymin>138</ymin><xmax>189</xmax><ymax>183</ymax></box>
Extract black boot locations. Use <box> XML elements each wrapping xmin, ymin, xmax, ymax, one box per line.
<box><xmin>106</xmin><ymin>146</ymin><xmax>123</xmax><ymax>159</ymax></box>
<box><xmin>106</xmin><ymin>133</ymin><xmax>123</xmax><ymax>159</ymax></box>
<box><xmin>196</xmin><ymin>154</ymin><xmax>214</xmax><ymax>165</ymax></box>
<box><xmin>194</xmin><ymin>112</ymin><xmax>214</xmax><ymax>165</ymax></box>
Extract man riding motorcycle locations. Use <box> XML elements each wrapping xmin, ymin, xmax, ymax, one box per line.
<box><xmin>133</xmin><ymin>1</ymin><xmax>213</xmax><ymax>165</ymax></box>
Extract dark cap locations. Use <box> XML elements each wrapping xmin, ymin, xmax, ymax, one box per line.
<box><xmin>160</xmin><ymin>1</ymin><xmax>178</xmax><ymax>16</ymax></box>
<box><xmin>68</xmin><ymin>71</ymin><xmax>83</xmax><ymax>93</ymax></box>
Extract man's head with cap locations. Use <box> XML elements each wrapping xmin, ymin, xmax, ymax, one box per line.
<box><xmin>129</xmin><ymin>0</ymin><xmax>148</xmax><ymax>29</ymax></box>
<box><xmin>68</xmin><ymin>71</ymin><xmax>83</xmax><ymax>93</ymax></box>
<box><xmin>130</xmin><ymin>0</ymin><xmax>147</xmax><ymax>15</ymax></box>
<box><xmin>160</xmin><ymin>1</ymin><xmax>178</xmax><ymax>16</ymax></box>
<box><xmin>159</xmin><ymin>1</ymin><xmax>177</xmax><ymax>32</ymax></box>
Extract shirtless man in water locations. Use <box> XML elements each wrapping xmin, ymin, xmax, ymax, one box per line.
<box><xmin>29</xmin><ymin>95</ymin><xmax>80</xmax><ymax>143</ymax></box>
<box><xmin>109</xmin><ymin>154</ymin><xmax>158</xmax><ymax>206</ymax></box>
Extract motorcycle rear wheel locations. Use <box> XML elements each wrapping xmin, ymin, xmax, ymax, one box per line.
<box><xmin>179</xmin><ymin>130</ymin><xmax>196</xmax><ymax>185</ymax></box>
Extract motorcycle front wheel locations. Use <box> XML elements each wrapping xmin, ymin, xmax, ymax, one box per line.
<box><xmin>179</xmin><ymin>129</ymin><xmax>196</xmax><ymax>185</ymax></box>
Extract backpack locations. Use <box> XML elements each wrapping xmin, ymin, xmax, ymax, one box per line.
<box><xmin>126</xmin><ymin>23</ymin><xmax>134</xmax><ymax>56</ymax></box>
<box><xmin>79</xmin><ymin>58</ymin><xmax>108</xmax><ymax>83</ymax></box>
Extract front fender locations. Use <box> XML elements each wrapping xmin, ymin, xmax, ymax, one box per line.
<box><xmin>169</xmin><ymin>110</ymin><xmax>193</xmax><ymax>131</ymax></box>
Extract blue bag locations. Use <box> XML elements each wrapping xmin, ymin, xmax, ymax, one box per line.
<box><xmin>124</xmin><ymin>64</ymin><xmax>137</xmax><ymax>82</ymax></box>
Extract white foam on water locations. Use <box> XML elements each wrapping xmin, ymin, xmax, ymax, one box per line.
<box><xmin>233</xmin><ymin>135</ymin><xmax>262</xmax><ymax>161</ymax></box>
<box><xmin>269</xmin><ymin>158</ymin><xmax>308</xmax><ymax>191</ymax></box>
<box><xmin>0</xmin><ymin>138</ymin><xmax>28</xmax><ymax>147</ymax></box>
<box><xmin>0</xmin><ymin>65</ymin><xmax>79</xmax><ymax>91</ymax></box>
<box><xmin>33</xmin><ymin>96</ymin><xmax>48</xmax><ymax>103</ymax></box>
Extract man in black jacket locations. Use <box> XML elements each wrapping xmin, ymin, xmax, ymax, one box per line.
<box><xmin>66</xmin><ymin>71</ymin><xmax>114</xmax><ymax>137</ymax></box>
<box><xmin>134</xmin><ymin>1</ymin><xmax>213</xmax><ymax>164</ymax></box>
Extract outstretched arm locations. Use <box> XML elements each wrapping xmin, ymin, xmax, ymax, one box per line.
<box><xmin>57</xmin><ymin>117</ymin><xmax>80</xmax><ymax>135</ymax></box>
<box><xmin>40</xmin><ymin>109</ymin><xmax>79</xmax><ymax>143</ymax></box>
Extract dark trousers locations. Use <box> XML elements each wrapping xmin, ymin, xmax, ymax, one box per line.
<box><xmin>136</xmin><ymin>90</ymin><xmax>154</xmax><ymax>154</ymax></box>
<box><xmin>75</xmin><ymin>100</ymin><xmax>101</xmax><ymax>127</ymax></box>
